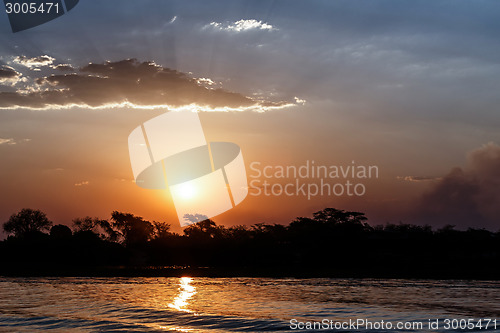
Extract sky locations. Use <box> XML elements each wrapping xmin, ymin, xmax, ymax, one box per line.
<box><xmin>1</xmin><ymin>0</ymin><xmax>500</xmax><ymax>234</ymax></box>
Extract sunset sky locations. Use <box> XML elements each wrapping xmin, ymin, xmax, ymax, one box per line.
<box><xmin>1</xmin><ymin>0</ymin><xmax>500</xmax><ymax>235</ymax></box>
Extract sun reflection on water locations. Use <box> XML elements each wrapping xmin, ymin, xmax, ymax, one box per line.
<box><xmin>168</xmin><ymin>277</ymin><xmax>196</xmax><ymax>313</ymax></box>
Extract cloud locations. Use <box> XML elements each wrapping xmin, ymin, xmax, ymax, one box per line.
<box><xmin>51</xmin><ymin>64</ymin><xmax>74</xmax><ymax>71</ymax></box>
<box><xmin>0</xmin><ymin>138</ymin><xmax>30</xmax><ymax>145</ymax></box>
<box><xmin>205</xmin><ymin>19</ymin><xmax>276</xmax><ymax>32</ymax></box>
<box><xmin>0</xmin><ymin>65</ymin><xmax>25</xmax><ymax>86</ymax></box>
<box><xmin>0</xmin><ymin>65</ymin><xmax>20</xmax><ymax>82</ymax></box>
<box><xmin>13</xmin><ymin>55</ymin><xmax>55</xmax><ymax>68</ymax></box>
<box><xmin>74</xmin><ymin>181</ymin><xmax>89</xmax><ymax>186</ymax></box>
<box><xmin>397</xmin><ymin>176</ymin><xmax>441</xmax><ymax>182</ymax></box>
<box><xmin>196</xmin><ymin>77</ymin><xmax>216</xmax><ymax>86</ymax></box>
<box><xmin>0</xmin><ymin>58</ymin><xmax>294</xmax><ymax>111</ymax></box>
<box><xmin>294</xmin><ymin>97</ymin><xmax>306</xmax><ymax>105</ymax></box>
<box><xmin>414</xmin><ymin>142</ymin><xmax>500</xmax><ymax>230</ymax></box>
<box><xmin>0</xmin><ymin>138</ymin><xmax>14</xmax><ymax>145</ymax></box>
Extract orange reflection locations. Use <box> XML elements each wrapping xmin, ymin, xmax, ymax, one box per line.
<box><xmin>168</xmin><ymin>277</ymin><xmax>196</xmax><ymax>313</ymax></box>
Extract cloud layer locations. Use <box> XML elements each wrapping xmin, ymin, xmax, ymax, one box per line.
<box><xmin>0</xmin><ymin>58</ymin><xmax>292</xmax><ymax>111</ymax></box>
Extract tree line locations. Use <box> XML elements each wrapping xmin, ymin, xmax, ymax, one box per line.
<box><xmin>1</xmin><ymin>208</ymin><xmax>499</xmax><ymax>278</ymax></box>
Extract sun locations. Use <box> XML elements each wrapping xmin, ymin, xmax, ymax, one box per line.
<box><xmin>177</xmin><ymin>183</ymin><xmax>197</xmax><ymax>200</ymax></box>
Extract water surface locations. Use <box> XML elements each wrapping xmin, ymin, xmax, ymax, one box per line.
<box><xmin>0</xmin><ymin>277</ymin><xmax>499</xmax><ymax>332</ymax></box>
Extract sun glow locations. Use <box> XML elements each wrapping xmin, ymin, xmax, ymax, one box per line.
<box><xmin>168</xmin><ymin>277</ymin><xmax>196</xmax><ymax>313</ymax></box>
<box><xmin>176</xmin><ymin>183</ymin><xmax>197</xmax><ymax>200</ymax></box>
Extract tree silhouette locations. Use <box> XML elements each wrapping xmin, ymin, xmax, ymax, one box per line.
<box><xmin>1</xmin><ymin>206</ymin><xmax>499</xmax><ymax>279</ymax></box>
<box><xmin>50</xmin><ymin>224</ymin><xmax>72</xmax><ymax>239</ymax></box>
<box><xmin>3</xmin><ymin>208</ymin><xmax>52</xmax><ymax>238</ymax></box>
<box><xmin>110</xmin><ymin>211</ymin><xmax>154</xmax><ymax>246</ymax></box>
<box><xmin>183</xmin><ymin>219</ymin><xmax>224</xmax><ymax>239</ymax></box>
<box><xmin>72</xmin><ymin>216</ymin><xmax>119</xmax><ymax>242</ymax></box>
<box><xmin>152</xmin><ymin>221</ymin><xmax>172</xmax><ymax>239</ymax></box>
<box><xmin>312</xmin><ymin>208</ymin><xmax>368</xmax><ymax>225</ymax></box>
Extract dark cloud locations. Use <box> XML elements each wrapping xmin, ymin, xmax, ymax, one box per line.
<box><xmin>414</xmin><ymin>143</ymin><xmax>500</xmax><ymax>230</ymax></box>
<box><xmin>0</xmin><ymin>58</ymin><xmax>291</xmax><ymax>110</ymax></box>
<box><xmin>0</xmin><ymin>65</ymin><xmax>20</xmax><ymax>80</ymax></box>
